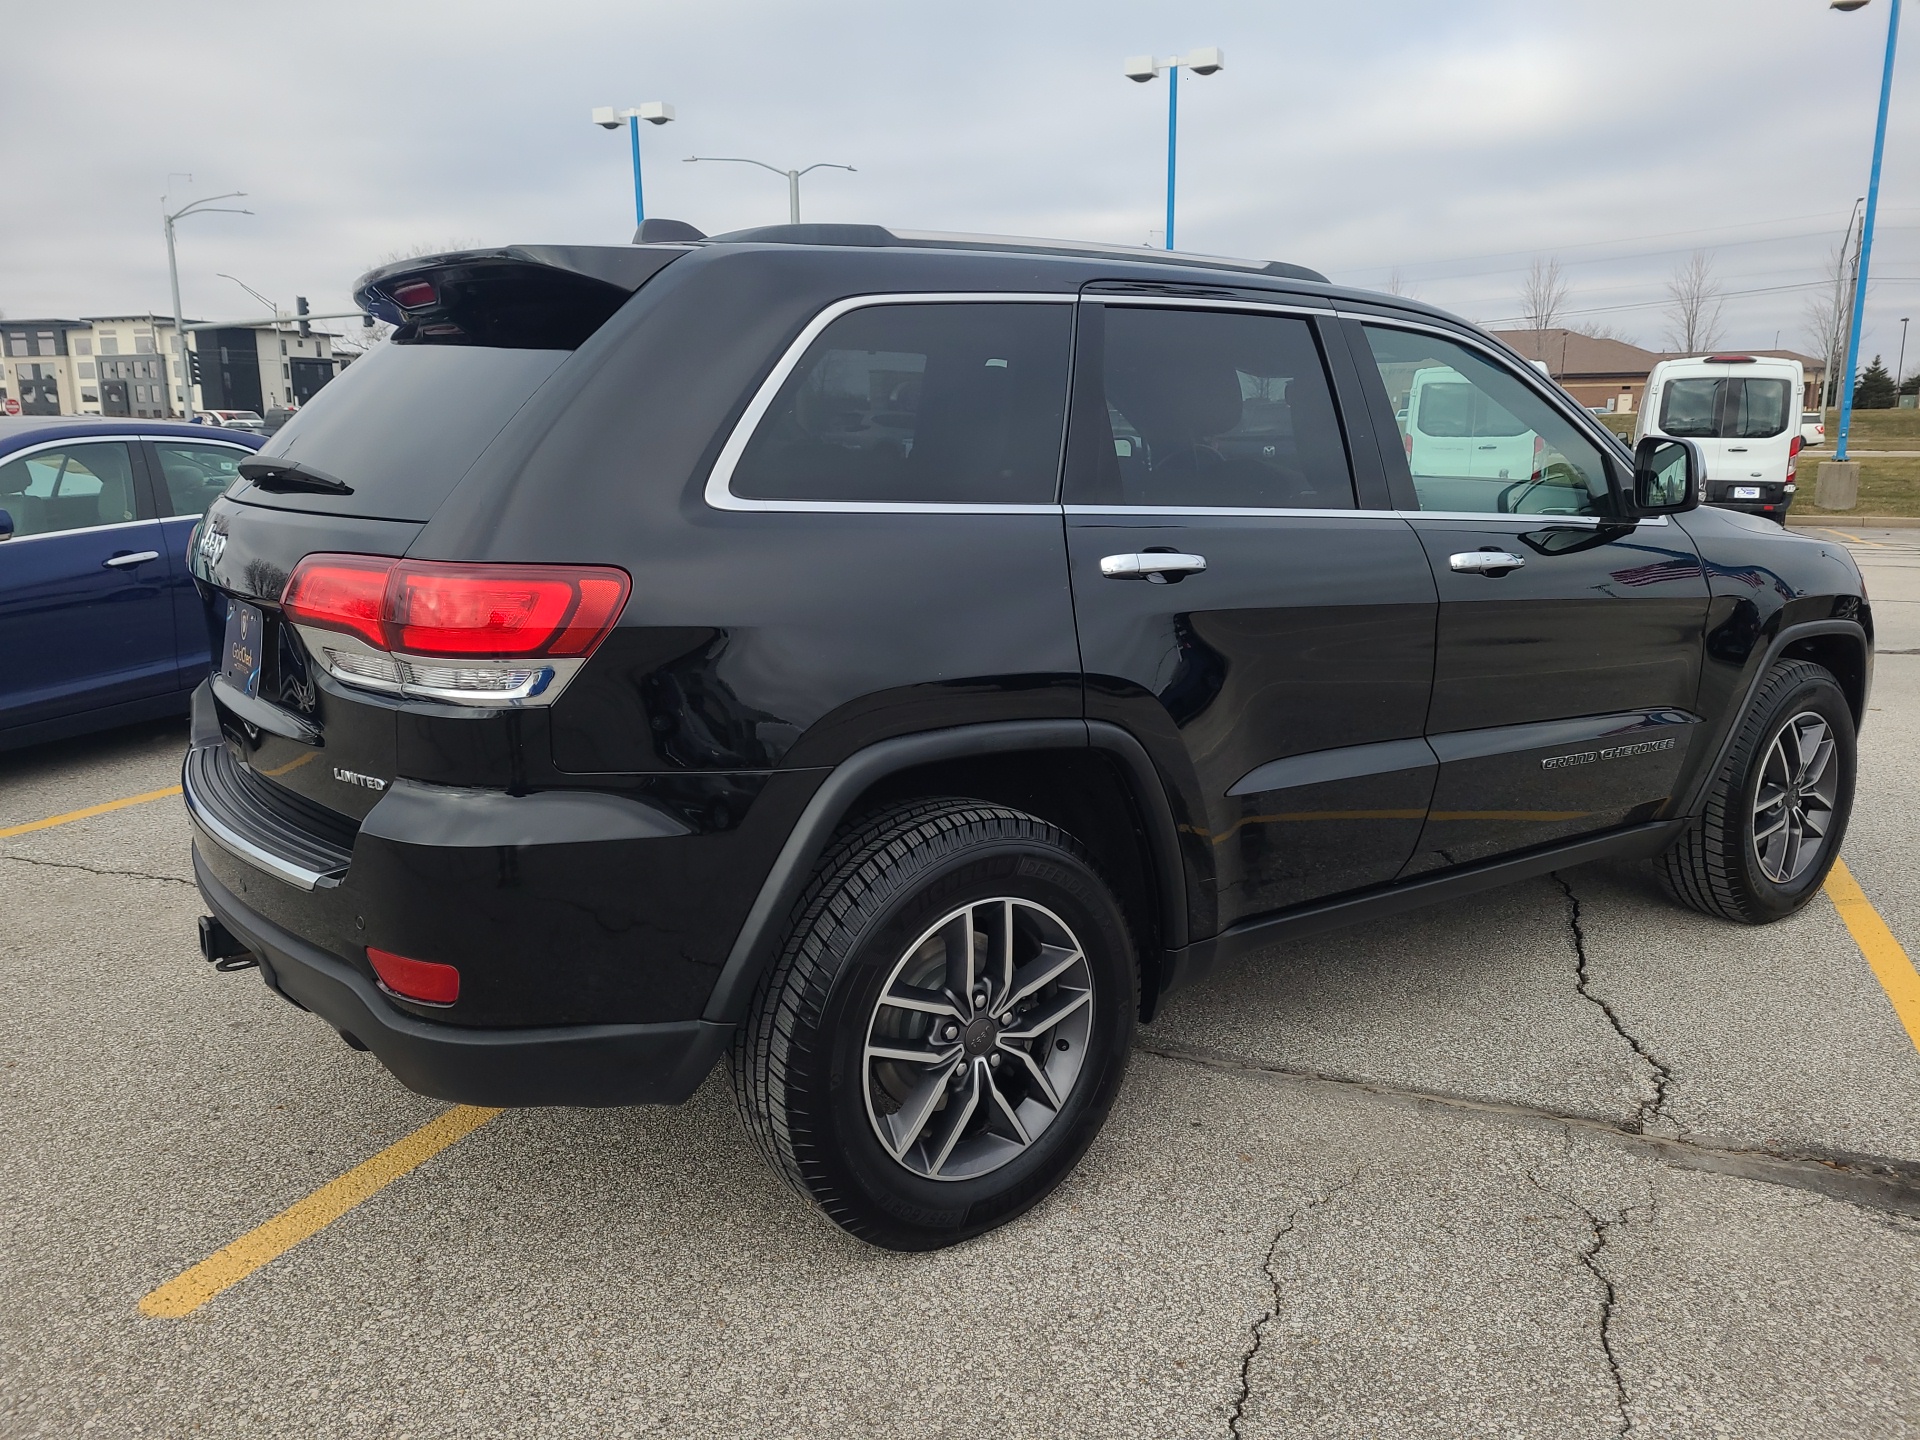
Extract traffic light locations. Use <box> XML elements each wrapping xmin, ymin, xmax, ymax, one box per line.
<box><xmin>296</xmin><ymin>296</ymin><xmax>311</xmax><ymax>339</ymax></box>
<box><xmin>187</xmin><ymin>348</ymin><xmax>204</xmax><ymax>386</ymax></box>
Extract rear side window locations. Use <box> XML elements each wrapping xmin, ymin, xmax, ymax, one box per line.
<box><xmin>0</xmin><ymin>442</ymin><xmax>138</xmax><ymax>537</ymax></box>
<box><xmin>728</xmin><ymin>302</ymin><xmax>1072</xmax><ymax>505</ymax></box>
<box><xmin>1065</xmin><ymin>306</ymin><xmax>1354</xmax><ymax>509</ymax></box>
<box><xmin>1659</xmin><ymin>376</ymin><xmax>1792</xmax><ymax>439</ymax></box>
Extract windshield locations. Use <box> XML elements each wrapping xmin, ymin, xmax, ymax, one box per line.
<box><xmin>1660</xmin><ymin>376</ymin><xmax>1792</xmax><ymax>439</ymax></box>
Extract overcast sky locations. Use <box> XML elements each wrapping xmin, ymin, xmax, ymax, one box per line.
<box><xmin>5</xmin><ymin>0</ymin><xmax>1916</xmax><ymax>366</ymax></box>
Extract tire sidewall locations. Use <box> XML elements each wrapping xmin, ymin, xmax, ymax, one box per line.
<box><xmin>795</xmin><ymin>836</ymin><xmax>1134</xmax><ymax>1249</ymax></box>
<box><xmin>1729</xmin><ymin>671</ymin><xmax>1856</xmax><ymax>918</ymax></box>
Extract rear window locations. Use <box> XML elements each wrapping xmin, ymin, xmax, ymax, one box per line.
<box><xmin>728</xmin><ymin>302</ymin><xmax>1072</xmax><ymax>505</ymax></box>
<box><xmin>1659</xmin><ymin>376</ymin><xmax>1792</xmax><ymax>439</ymax></box>
<box><xmin>234</xmin><ymin>343</ymin><xmax>568</xmax><ymax>521</ymax></box>
<box><xmin>1414</xmin><ymin>379</ymin><xmax>1529</xmax><ymax>438</ymax></box>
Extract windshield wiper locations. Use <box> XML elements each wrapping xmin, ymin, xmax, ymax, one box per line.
<box><xmin>237</xmin><ymin>457</ymin><xmax>354</xmax><ymax>495</ymax></box>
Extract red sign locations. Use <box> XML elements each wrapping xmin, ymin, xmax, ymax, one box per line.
<box><xmin>2</xmin><ymin>398</ymin><xmax>18</xmax><ymax>415</ymax></box>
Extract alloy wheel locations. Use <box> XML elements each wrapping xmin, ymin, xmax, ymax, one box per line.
<box><xmin>862</xmin><ymin>897</ymin><xmax>1094</xmax><ymax>1181</ymax></box>
<box><xmin>1751</xmin><ymin>709</ymin><xmax>1839</xmax><ymax>885</ymax></box>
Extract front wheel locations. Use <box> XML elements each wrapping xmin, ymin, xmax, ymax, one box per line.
<box><xmin>730</xmin><ymin>799</ymin><xmax>1136</xmax><ymax>1250</ymax></box>
<box><xmin>1657</xmin><ymin>659</ymin><xmax>1856</xmax><ymax>923</ymax></box>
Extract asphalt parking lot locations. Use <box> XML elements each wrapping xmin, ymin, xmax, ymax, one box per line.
<box><xmin>3</xmin><ymin>529</ymin><xmax>1918</xmax><ymax>1439</ymax></box>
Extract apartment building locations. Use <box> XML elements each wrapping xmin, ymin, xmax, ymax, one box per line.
<box><xmin>0</xmin><ymin>314</ymin><xmax>343</xmax><ymax>418</ymax></box>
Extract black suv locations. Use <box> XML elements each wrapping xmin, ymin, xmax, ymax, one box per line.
<box><xmin>184</xmin><ymin>224</ymin><xmax>1872</xmax><ymax>1249</ymax></box>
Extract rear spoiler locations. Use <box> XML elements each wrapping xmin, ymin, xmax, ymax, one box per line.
<box><xmin>352</xmin><ymin>245</ymin><xmax>688</xmax><ymax>348</ymax></box>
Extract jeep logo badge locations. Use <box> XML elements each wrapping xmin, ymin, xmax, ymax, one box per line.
<box><xmin>195</xmin><ymin>524</ymin><xmax>227</xmax><ymax>571</ymax></box>
<box><xmin>332</xmin><ymin>768</ymin><xmax>388</xmax><ymax>792</ymax></box>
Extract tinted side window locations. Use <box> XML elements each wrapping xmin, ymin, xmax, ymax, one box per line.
<box><xmin>1363</xmin><ymin>326</ymin><xmax>1614</xmax><ymax>518</ymax></box>
<box><xmin>1069</xmin><ymin>306</ymin><xmax>1353</xmax><ymax>509</ymax></box>
<box><xmin>154</xmin><ymin>441</ymin><xmax>247</xmax><ymax>519</ymax></box>
<box><xmin>0</xmin><ymin>442</ymin><xmax>138</xmax><ymax>537</ymax></box>
<box><xmin>729</xmin><ymin>302</ymin><xmax>1072</xmax><ymax>504</ymax></box>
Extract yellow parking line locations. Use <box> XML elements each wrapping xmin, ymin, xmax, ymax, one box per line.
<box><xmin>0</xmin><ymin>785</ymin><xmax>182</xmax><ymax>839</ymax></box>
<box><xmin>138</xmin><ymin>1105</ymin><xmax>503</xmax><ymax>1318</ymax></box>
<box><xmin>1825</xmin><ymin>858</ymin><xmax>1920</xmax><ymax>1053</ymax></box>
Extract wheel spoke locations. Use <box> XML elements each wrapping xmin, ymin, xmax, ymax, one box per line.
<box><xmin>866</xmin><ymin>1039</ymin><xmax>961</xmax><ymax>1068</ymax></box>
<box><xmin>998</xmin><ymin>1040</ymin><xmax>1063</xmax><ymax>1109</ymax></box>
<box><xmin>1791</xmin><ymin>719</ymin><xmax>1828</xmax><ymax>782</ymax></box>
<box><xmin>1001</xmin><ymin>986</ymin><xmax>1092</xmax><ymax>1041</ymax></box>
<box><xmin>883</xmin><ymin>1059</ymin><xmax>964</xmax><ymax>1160</ymax></box>
<box><xmin>926</xmin><ymin>1061</ymin><xmax>983</xmax><ymax>1176</ymax></box>
<box><xmin>1006</xmin><ymin>942</ymin><xmax>1084</xmax><ymax>1010</ymax></box>
<box><xmin>877</xmin><ymin>982</ymin><xmax>962</xmax><ymax>1021</ymax></box>
<box><xmin>984</xmin><ymin>1069</ymin><xmax>1031</xmax><ymax>1145</ymax></box>
<box><xmin>943</xmin><ymin>906</ymin><xmax>979</xmax><ymax>1002</ymax></box>
<box><xmin>1753</xmin><ymin>810</ymin><xmax>1790</xmax><ymax>841</ymax></box>
<box><xmin>998</xmin><ymin>899</ymin><xmax>1016</xmax><ymax>1007</ymax></box>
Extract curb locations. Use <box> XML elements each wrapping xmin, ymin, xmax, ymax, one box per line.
<box><xmin>1789</xmin><ymin>516</ymin><xmax>1920</xmax><ymax>529</ymax></box>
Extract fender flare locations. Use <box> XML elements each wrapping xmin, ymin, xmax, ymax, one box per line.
<box><xmin>1675</xmin><ymin>618</ymin><xmax>1871</xmax><ymax>819</ymax></box>
<box><xmin>701</xmin><ymin>719</ymin><xmax>1187</xmax><ymax>1024</ymax></box>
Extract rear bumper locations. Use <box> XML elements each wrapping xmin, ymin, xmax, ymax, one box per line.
<box><xmin>194</xmin><ymin>846</ymin><xmax>733</xmax><ymax>1107</ymax></box>
<box><xmin>1710</xmin><ymin>497</ymin><xmax>1792</xmax><ymax>521</ymax></box>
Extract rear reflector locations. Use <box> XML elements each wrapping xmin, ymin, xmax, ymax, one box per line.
<box><xmin>367</xmin><ymin>947</ymin><xmax>460</xmax><ymax>1005</ymax></box>
<box><xmin>282</xmin><ymin>555</ymin><xmax>631</xmax><ymax>660</ymax></box>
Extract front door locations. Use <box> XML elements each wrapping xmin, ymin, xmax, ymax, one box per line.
<box><xmin>1351</xmin><ymin>322</ymin><xmax>1711</xmax><ymax>872</ymax></box>
<box><xmin>1065</xmin><ymin>300</ymin><xmax>1439</xmax><ymax>938</ymax></box>
<box><xmin>0</xmin><ymin>439</ymin><xmax>175</xmax><ymax>732</ymax></box>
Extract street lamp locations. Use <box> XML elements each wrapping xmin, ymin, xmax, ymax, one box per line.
<box><xmin>164</xmin><ymin>191</ymin><xmax>251</xmax><ymax>421</ymax></box>
<box><xmin>683</xmin><ymin>156</ymin><xmax>856</xmax><ymax>225</ymax></box>
<box><xmin>1122</xmin><ymin>46</ymin><xmax>1224</xmax><ymax>251</ymax></box>
<box><xmin>1898</xmin><ymin>315</ymin><xmax>1911</xmax><ymax>399</ymax></box>
<box><xmin>1830</xmin><ymin>0</ymin><xmax>1903</xmax><ymax>461</ymax></box>
<box><xmin>592</xmin><ymin>102</ymin><xmax>675</xmax><ymax>229</ymax></box>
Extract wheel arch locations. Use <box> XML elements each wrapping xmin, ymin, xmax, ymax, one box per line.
<box><xmin>702</xmin><ymin>720</ymin><xmax>1189</xmax><ymax>1026</ymax></box>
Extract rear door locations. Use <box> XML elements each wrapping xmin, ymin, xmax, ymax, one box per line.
<box><xmin>0</xmin><ymin>437</ymin><xmax>175</xmax><ymax>731</ymax></box>
<box><xmin>1352</xmin><ymin>322</ymin><xmax>1710</xmax><ymax>872</ymax></box>
<box><xmin>1064</xmin><ymin>299</ymin><xmax>1438</xmax><ymax>933</ymax></box>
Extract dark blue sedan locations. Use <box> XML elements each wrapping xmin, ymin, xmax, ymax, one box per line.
<box><xmin>0</xmin><ymin>417</ymin><xmax>264</xmax><ymax>751</ymax></box>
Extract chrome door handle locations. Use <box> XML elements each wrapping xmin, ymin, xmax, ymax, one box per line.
<box><xmin>1448</xmin><ymin>550</ymin><xmax>1526</xmax><ymax>573</ymax></box>
<box><xmin>1100</xmin><ymin>552</ymin><xmax>1208</xmax><ymax>581</ymax></box>
<box><xmin>103</xmin><ymin>550</ymin><xmax>161</xmax><ymax>569</ymax></box>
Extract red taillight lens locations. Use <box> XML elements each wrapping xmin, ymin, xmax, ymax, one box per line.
<box><xmin>1788</xmin><ymin>434</ymin><xmax>1802</xmax><ymax>481</ymax></box>
<box><xmin>1403</xmin><ymin>431</ymin><xmax>1414</xmax><ymax>456</ymax></box>
<box><xmin>367</xmin><ymin>947</ymin><xmax>460</xmax><ymax>1005</ymax></box>
<box><xmin>281</xmin><ymin>555</ymin><xmax>630</xmax><ymax>659</ymax></box>
<box><xmin>389</xmin><ymin>562</ymin><xmax>630</xmax><ymax>657</ymax></box>
<box><xmin>281</xmin><ymin>555</ymin><xmax>394</xmax><ymax>649</ymax></box>
<box><xmin>390</xmin><ymin>280</ymin><xmax>437</xmax><ymax>309</ymax></box>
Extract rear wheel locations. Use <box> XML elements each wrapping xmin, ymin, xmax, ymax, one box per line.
<box><xmin>1657</xmin><ymin>659</ymin><xmax>1855</xmax><ymax>923</ymax></box>
<box><xmin>730</xmin><ymin>799</ymin><xmax>1135</xmax><ymax>1250</ymax></box>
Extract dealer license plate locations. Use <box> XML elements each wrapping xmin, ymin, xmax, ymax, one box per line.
<box><xmin>1732</xmin><ymin>486</ymin><xmax>1762</xmax><ymax>499</ymax></box>
<box><xmin>221</xmin><ymin>599</ymin><xmax>265</xmax><ymax>698</ymax></box>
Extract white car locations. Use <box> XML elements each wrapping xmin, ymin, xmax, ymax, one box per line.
<box><xmin>1405</xmin><ymin>364</ymin><xmax>1539</xmax><ymax>482</ymax></box>
<box><xmin>1635</xmin><ymin>354</ymin><xmax>1804</xmax><ymax>522</ymax></box>
<box><xmin>1801</xmin><ymin>412</ymin><xmax>1827</xmax><ymax>447</ymax></box>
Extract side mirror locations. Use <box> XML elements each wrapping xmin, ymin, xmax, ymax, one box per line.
<box><xmin>1633</xmin><ymin>437</ymin><xmax>1702</xmax><ymax>514</ymax></box>
<box><xmin>0</xmin><ymin>508</ymin><xmax>13</xmax><ymax>541</ymax></box>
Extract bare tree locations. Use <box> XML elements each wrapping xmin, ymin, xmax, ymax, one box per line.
<box><xmin>1383</xmin><ymin>268</ymin><xmax>1416</xmax><ymax>299</ymax></box>
<box><xmin>1572</xmin><ymin>318</ymin><xmax>1631</xmax><ymax>343</ymax></box>
<box><xmin>1800</xmin><ymin>240</ymin><xmax>1852</xmax><ymax>410</ymax></box>
<box><xmin>1662</xmin><ymin>250</ymin><xmax>1725</xmax><ymax>353</ymax></box>
<box><xmin>1518</xmin><ymin>258</ymin><xmax>1571</xmax><ymax>359</ymax></box>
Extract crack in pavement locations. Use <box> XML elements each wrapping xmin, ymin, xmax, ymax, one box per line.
<box><xmin>1137</xmin><ymin>1040</ymin><xmax>1920</xmax><ymax>1220</ymax></box>
<box><xmin>0</xmin><ymin>851</ymin><xmax>195</xmax><ymax>888</ymax></box>
<box><xmin>1227</xmin><ymin>1174</ymin><xmax>1357</xmax><ymax>1440</ymax></box>
<box><xmin>1553</xmin><ymin>873</ymin><xmax>1675</xmax><ymax>1134</ymax></box>
<box><xmin>1528</xmin><ymin>1175</ymin><xmax>1652</xmax><ymax>1437</ymax></box>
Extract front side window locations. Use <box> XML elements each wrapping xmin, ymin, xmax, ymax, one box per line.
<box><xmin>1364</xmin><ymin>326</ymin><xmax>1613</xmax><ymax>517</ymax></box>
<box><xmin>154</xmin><ymin>442</ymin><xmax>246</xmax><ymax>518</ymax></box>
<box><xmin>0</xmin><ymin>442</ymin><xmax>138</xmax><ymax>537</ymax></box>
<box><xmin>729</xmin><ymin>302</ymin><xmax>1072</xmax><ymax>504</ymax></box>
<box><xmin>1068</xmin><ymin>306</ymin><xmax>1354</xmax><ymax>509</ymax></box>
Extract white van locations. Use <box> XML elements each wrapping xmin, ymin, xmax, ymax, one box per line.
<box><xmin>1635</xmin><ymin>354</ymin><xmax>1804</xmax><ymax>522</ymax></box>
<box><xmin>1406</xmin><ymin>365</ymin><xmax>1540</xmax><ymax>481</ymax></box>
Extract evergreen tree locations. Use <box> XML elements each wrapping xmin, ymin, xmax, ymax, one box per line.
<box><xmin>1855</xmin><ymin>355</ymin><xmax>1898</xmax><ymax>409</ymax></box>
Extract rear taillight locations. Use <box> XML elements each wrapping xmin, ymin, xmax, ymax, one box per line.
<box><xmin>1788</xmin><ymin>434</ymin><xmax>1802</xmax><ymax>482</ymax></box>
<box><xmin>281</xmin><ymin>554</ymin><xmax>631</xmax><ymax>706</ymax></box>
<box><xmin>367</xmin><ymin>947</ymin><xmax>460</xmax><ymax>1005</ymax></box>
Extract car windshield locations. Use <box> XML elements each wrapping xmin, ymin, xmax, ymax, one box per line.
<box><xmin>1660</xmin><ymin>376</ymin><xmax>1792</xmax><ymax>439</ymax></box>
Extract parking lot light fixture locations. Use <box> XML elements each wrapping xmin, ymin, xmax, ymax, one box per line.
<box><xmin>1830</xmin><ymin>0</ymin><xmax>1903</xmax><ymax>461</ymax></box>
<box><xmin>683</xmin><ymin>156</ymin><xmax>857</xmax><ymax>225</ymax></box>
<box><xmin>163</xmin><ymin>191</ymin><xmax>251</xmax><ymax>421</ymax></box>
<box><xmin>1123</xmin><ymin>48</ymin><xmax>1224</xmax><ymax>251</ymax></box>
<box><xmin>593</xmin><ymin>102</ymin><xmax>675</xmax><ymax>229</ymax></box>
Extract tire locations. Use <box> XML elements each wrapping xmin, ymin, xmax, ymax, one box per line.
<box><xmin>1657</xmin><ymin>659</ymin><xmax>1856</xmax><ymax>923</ymax></box>
<box><xmin>730</xmin><ymin>798</ymin><xmax>1136</xmax><ymax>1250</ymax></box>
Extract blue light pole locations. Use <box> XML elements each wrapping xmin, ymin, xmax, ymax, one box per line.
<box><xmin>1123</xmin><ymin>48</ymin><xmax>1225</xmax><ymax>251</ymax></box>
<box><xmin>1832</xmin><ymin>0</ymin><xmax>1903</xmax><ymax>462</ymax></box>
<box><xmin>592</xmin><ymin>102</ymin><xmax>676</xmax><ymax>229</ymax></box>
